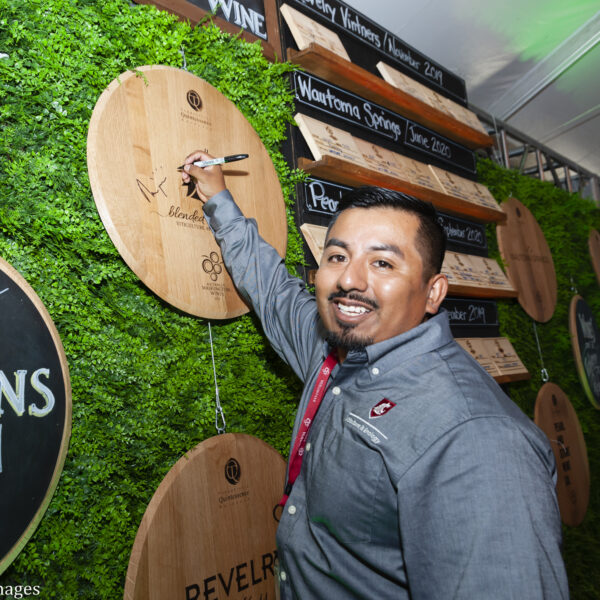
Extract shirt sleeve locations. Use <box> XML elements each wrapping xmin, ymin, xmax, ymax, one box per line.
<box><xmin>203</xmin><ymin>190</ymin><xmax>321</xmax><ymax>382</ymax></box>
<box><xmin>397</xmin><ymin>417</ymin><xmax>568</xmax><ymax>599</ymax></box>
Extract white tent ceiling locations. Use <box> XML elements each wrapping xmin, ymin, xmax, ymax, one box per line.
<box><xmin>344</xmin><ymin>0</ymin><xmax>600</xmax><ymax>181</ymax></box>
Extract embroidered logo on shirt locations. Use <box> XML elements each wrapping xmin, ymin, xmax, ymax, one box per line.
<box><xmin>369</xmin><ymin>398</ymin><xmax>396</xmax><ymax>419</ymax></box>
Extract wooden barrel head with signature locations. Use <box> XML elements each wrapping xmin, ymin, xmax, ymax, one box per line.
<box><xmin>496</xmin><ymin>197</ymin><xmax>557</xmax><ymax>322</ymax></box>
<box><xmin>534</xmin><ymin>382</ymin><xmax>589</xmax><ymax>526</ymax></box>
<box><xmin>87</xmin><ymin>66</ymin><xmax>287</xmax><ymax>319</ymax></box>
<box><xmin>123</xmin><ymin>433</ymin><xmax>285</xmax><ymax>600</ymax></box>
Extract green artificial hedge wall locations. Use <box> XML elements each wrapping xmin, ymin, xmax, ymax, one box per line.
<box><xmin>1</xmin><ymin>0</ymin><xmax>600</xmax><ymax>598</ymax></box>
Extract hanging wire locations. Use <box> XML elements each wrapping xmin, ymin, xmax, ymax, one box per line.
<box><xmin>570</xmin><ymin>276</ymin><xmax>579</xmax><ymax>295</ymax></box>
<box><xmin>532</xmin><ymin>320</ymin><xmax>549</xmax><ymax>383</ymax></box>
<box><xmin>208</xmin><ymin>322</ymin><xmax>226</xmax><ymax>434</ymax></box>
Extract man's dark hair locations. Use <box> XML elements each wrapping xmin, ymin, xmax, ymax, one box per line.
<box><xmin>327</xmin><ymin>186</ymin><xmax>446</xmax><ymax>281</ymax></box>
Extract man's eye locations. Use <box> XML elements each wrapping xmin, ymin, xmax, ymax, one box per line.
<box><xmin>374</xmin><ymin>260</ymin><xmax>392</xmax><ymax>269</ymax></box>
<box><xmin>328</xmin><ymin>254</ymin><xmax>346</xmax><ymax>263</ymax></box>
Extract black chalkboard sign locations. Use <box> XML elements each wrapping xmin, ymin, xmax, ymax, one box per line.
<box><xmin>291</xmin><ymin>71</ymin><xmax>476</xmax><ymax>176</ymax></box>
<box><xmin>437</xmin><ymin>212</ymin><xmax>488</xmax><ymax>257</ymax></box>
<box><xmin>569</xmin><ymin>295</ymin><xmax>600</xmax><ymax>409</ymax></box>
<box><xmin>442</xmin><ymin>297</ymin><xmax>499</xmax><ymax>338</ymax></box>
<box><xmin>283</xmin><ymin>0</ymin><xmax>467</xmax><ymax>103</ymax></box>
<box><xmin>0</xmin><ymin>258</ymin><xmax>71</xmax><ymax>574</ymax></box>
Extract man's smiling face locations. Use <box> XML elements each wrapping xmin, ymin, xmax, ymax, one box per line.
<box><xmin>315</xmin><ymin>206</ymin><xmax>447</xmax><ymax>361</ymax></box>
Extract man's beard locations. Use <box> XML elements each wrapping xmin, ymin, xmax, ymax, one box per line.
<box><xmin>325</xmin><ymin>325</ymin><xmax>374</xmax><ymax>354</ymax></box>
<box><xmin>324</xmin><ymin>291</ymin><xmax>377</xmax><ymax>353</ymax></box>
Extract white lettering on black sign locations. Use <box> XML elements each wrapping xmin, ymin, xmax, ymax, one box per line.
<box><xmin>195</xmin><ymin>0</ymin><xmax>268</xmax><ymax>40</ymax></box>
<box><xmin>289</xmin><ymin>0</ymin><xmax>466</xmax><ymax>101</ymax></box>
<box><xmin>303</xmin><ymin>178</ymin><xmax>351</xmax><ymax>216</ymax></box>
<box><xmin>293</xmin><ymin>72</ymin><xmax>475</xmax><ymax>173</ymax></box>
<box><xmin>437</xmin><ymin>213</ymin><xmax>487</xmax><ymax>254</ymax></box>
<box><xmin>443</xmin><ymin>298</ymin><xmax>498</xmax><ymax>327</ymax></box>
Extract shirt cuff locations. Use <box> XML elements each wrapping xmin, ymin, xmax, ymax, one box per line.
<box><xmin>203</xmin><ymin>189</ymin><xmax>244</xmax><ymax>232</ymax></box>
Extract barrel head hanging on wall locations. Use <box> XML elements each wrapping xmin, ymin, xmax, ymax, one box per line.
<box><xmin>87</xmin><ymin>65</ymin><xmax>287</xmax><ymax>319</ymax></box>
<box><xmin>569</xmin><ymin>295</ymin><xmax>600</xmax><ymax>409</ymax></box>
<box><xmin>0</xmin><ymin>257</ymin><xmax>72</xmax><ymax>574</ymax></box>
<box><xmin>496</xmin><ymin>197</ymin><xmax>557</xmax><ymax>322</ymax></box>
<box><xmin>588</xmin><ymin>229</ymin><xmax>600</xmax><ymax>287</ymax></box>
<box><xmin>123</xmin><ymin>433</ymin><xmax>285</xmax><ymax>600</ymax></box>
<box><xmin>534</xmin><ymin>382</ymin><xmax>589</xmax><ymax>526</ymax></box>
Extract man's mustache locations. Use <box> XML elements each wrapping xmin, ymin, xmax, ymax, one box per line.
<box><xmin>327</xmin><ymin>291</ymin><xmax>379</xmax><ymax>310</ymax></box>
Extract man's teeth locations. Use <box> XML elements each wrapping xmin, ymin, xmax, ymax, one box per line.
<box><xmin>336</xmin><ymin>302</ymin><xmax>370</xmax><ymax>315</ymax></box>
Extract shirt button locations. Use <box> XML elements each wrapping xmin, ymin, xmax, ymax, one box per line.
<box><xmin>287</xmin><ymin>504</ymin><xmax>297</xmax><ymax>515</ymax></box>
<box><xmin>332</xmin><ymin>386</ymin><xmax>341</xmax><ymax>395</ymax></box>
<box><xmin>305</xmin><ymin>442</ymin><xmax>311</xmax><ymax>452</ymax></box>
<box><xmin>280</xmin><ymin>571</ymin><xmax>287</xmax><ymax>582</ymax></box>
<box><xmin>372</xmin><ymin>367</ymin><xmax>380</xmax><ymax>375</ymax></box>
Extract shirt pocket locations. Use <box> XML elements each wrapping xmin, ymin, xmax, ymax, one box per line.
<box><xmin>306</xmin><ymin>429</ymin><xmax>384</xmax><ymax>543</ymax></box>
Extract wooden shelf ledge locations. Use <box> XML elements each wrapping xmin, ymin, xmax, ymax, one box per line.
<box><xmin>288</xmin><ymin>44</ymin><xmax>494</xmax><ymax>150</ymax></box>
<box><xmin>297</xmin><ymin>155</ymin><xmax>506</xmax><ymax>224</ymax></box>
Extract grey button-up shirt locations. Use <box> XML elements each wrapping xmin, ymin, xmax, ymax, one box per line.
<box><xmin>204</xmin><ymin>191</ymin><xmax>568</xmax><ymax>599</ymax></box>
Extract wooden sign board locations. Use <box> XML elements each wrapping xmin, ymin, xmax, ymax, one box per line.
<box><xmin>280</xmin><ymin>3</ymin><xmax>350</xmax><ymax>61</ymax></box>
<box><xmin>376</xmin><ymin>61</ymin><xmax>487</xmax><ymax>135</ymax></box>
<box><xmin>294</xmin><ymin>113</ymin><xmax>365</xmax><ymax>165</ymax></box>
<box><xmin>588</xmin><ymin>229</ymin><xmax>600</xmax><ymax>286</ymax></box>
<box><xmin>429</xmin><ymin>166</ymin><xmax>500</xmax><ymax>211</ymax></box>
<box><xmin>300</xmin><ymin>223</ymin><xmax>327</xmax><ymax>265</ymax></box>
<box><xmin>353</xmin><ymin>138</ymin><xmax>405</xmax><ymax>180</ymax></box>
<box><xmin>135</xmin><ymin>0</ymin><xmax>282</xmax><ymax>61</ymax></box>
<box><xmin>442</xmin><ymin>251</ymin><xmax>515</xmax><ymax>293</ymax></box>
<box><xmin>391</xmin><ymin>153</ymin><xmax>445</xmax><ymax>193</ymax></box>
<box><xmin>496</xmin><ymin>198</ymin><xmax>557</xmax><ymax>322</ymax></box>
<box><xmin>87</xmin><ymin>66</ymin><xmax>287</xmax><ymax>320</ymax></box>
<box><xmin>124</xmin><ymin>433</ymin><xmax>286</xmax><ymax>600</ymax></box>
<box><xmin>456</xmin><ymin>336</ymin><xmax>529</xmax><ymax>383</ymax></box>
<box><xmin>534</xmin><ymin>382</ymin><xmax>590</xmax><ymax>526</ymax></box>
<box><xmin>0</xmin><ymin>257</ymin><xmax>71</xmax><ymax>574</ymax></box>
<box><xmin>569</xmin><ymin>295</ymin><xmax>600</xmax><ymax>408</ymax></box>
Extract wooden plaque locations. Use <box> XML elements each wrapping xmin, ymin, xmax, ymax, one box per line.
<box><xmin>354</xmin><ymin>138</ymin><xmax>406</xmax><ymax>180</ymax></box>
<box><xmin>392</xmin><ymin>154</ymin><xmax>444</xmax><ymax>193</ymax></box>
<box><xmin>569</xmin><ymin>295</ymin><xmax>600</xmax><ymax>408</ymax></box>
<box><xmin>300</xmin><ymin>223</ymin><xmax>327</xmax><ymax>264</ymax></box>
<box><xmin>87</xmin><ymin>66</ymin><xmax>287</xmax><ymax>319</ymax></box>
<box><xmin>442</xmin><ymin>251</ymin><xmax>515</xmax><ymax>294</ymax></box>
<box><xmin>124</xmin><ymin>433</ymin><xmax>286</xmax><ymax>600</ymax></box>
<box><xmin>294</xmin><ymin>113</ymin><xmax>365</xmax><ymax>165</ymax></box>
<box><xmin>496</xmin><ymin>198</ymin><xmax>557</xmax><ymax>322</ymax></box>
<box><xmin>588</xmin><ymin>229</ymin><xmax>600</xmax><ymax>286</ymax></box>
<box><xmin>534</xmin><ymin>382</ymin><xmax>590</xmax><ymax>526</ymax></box>
<box><xmin>376</xmin><ymin>61</ymin><xmax>487</xmax><ymax>136</ymax></box>
<box><xmin>280</xmin><ymin>3</ymin><xmax>350</xmax><ymax>61</ymax></box>
<box><xmin>0</xmin><ymin>257</ymin><xmax>71</xmax><ymax>574</ymax></box>
<box><xmin>456</xmin><ymin>336</ymin><xmax>529</xmax><ymax>383</ymax></box>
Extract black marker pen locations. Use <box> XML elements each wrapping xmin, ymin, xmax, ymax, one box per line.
<box><xmin>178</xmin><ymin>154</ymin><xmax>248</xmax><ymax>170</ymax></box>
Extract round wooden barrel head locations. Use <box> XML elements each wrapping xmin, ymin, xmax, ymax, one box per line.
<box><xmin>0</xmin><ymin>256</ymin><xmax>71</xmax><ymax>574</ymax></box>
<box><xmin>124</xmin><ymin>433</ymin><xmax>286</xmax><ymax>600</ymax></box>
<box><xmin>569</xmin><ymin>294</ymin><xmax>600</xmax><ymax>408</ymax></box>
<box><xmin>534</xmin><ymin>382</ymin><xmax>589</xmax><ymax>526</ymax></box>
<box><xmin>588</xmin><ymin>229</ymin><xmax>600</xmax><ymax>286</ymax></box>
<box><xmin>87</xmin><ymin>66</ymin><xmax>287</xmax><ymax>319</ymax></box>
<box><xmin>496</xmin><ymin>197</ymin><xmax>557</xmax><ymax>322</ymax></box>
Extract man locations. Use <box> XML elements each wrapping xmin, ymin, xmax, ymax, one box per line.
<box><xmin>182</xmin><ymin>152</ymin><xmax>568</xmax><ymax>599</ymax></box>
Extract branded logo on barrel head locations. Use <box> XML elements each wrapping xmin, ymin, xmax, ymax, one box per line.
<box><xmin>202</xmin><ymin>252</ymin><xmax>223</xmax><ymax>281</ymax></box>
<box><xmin>369</xmin><ymin>398</ymin><xmax>396</xmax><ymax>419</ymax></box>
<box><xmin>186</xmin><ymin>90</ymin><xmax>202</xmax><ymax>111</ymax></box>
<box><xmin>224</xmin><ymin>457</ymin><xmax>241</xmax><ymax>485</ymax></box>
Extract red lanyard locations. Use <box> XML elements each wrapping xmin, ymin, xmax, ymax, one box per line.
<box><xmin>279</xmin><ymin>351</ymin><xmax>338</xmax><ymax>507</ymax></box>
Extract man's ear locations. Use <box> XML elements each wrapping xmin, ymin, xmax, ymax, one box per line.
<box><xmin>425</xmin><ymin>273</ymin><xmax>448</xmax><ymax>315</ymax></box>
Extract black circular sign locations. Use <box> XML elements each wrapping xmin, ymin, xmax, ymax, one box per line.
<box><xmin>224</xmin><ymin>457</ymin><xmax>241</xmax><ymax>485</ymax></box>
<box><xmin>0</xmin><ymin>258</ymin><xmax>71</xmax><ymax>574</ymax></box>
<box><xmin>570</xmin><ymin>295</ymin><xmax>600</xmax><ymax>409</ymax></box>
